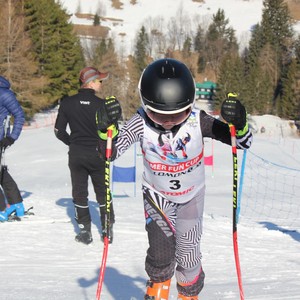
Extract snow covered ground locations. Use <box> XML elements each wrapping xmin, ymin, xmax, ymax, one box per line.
<box><xmin>0</xmin><ymin>111</ymin><xmax>299</xmax><ymax>299</ymax></box>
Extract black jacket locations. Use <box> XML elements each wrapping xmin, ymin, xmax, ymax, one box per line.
<box><xmin>55</xmin><ymin>88</ymin><xmax>105</xmax><ymax>153</ymax></box>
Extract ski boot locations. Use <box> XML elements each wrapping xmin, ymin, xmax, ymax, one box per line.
<box><xmin>101</xmin><ymin>223</ymin><xmax>113</xmax><ymax>244</ymax></box>
<box><xmin>6</xmin><ymin>203</ymin><xmax>25</xmax><ymax>217</ymax></box>
<box><xmin>75</xmin><ymin>230</ymin><xmax>93</xmax><ymax>245</ymax></box>
<box><xmin>144</xmin><ymin>279</ymin><xmax>171</xmax><ymax>300</ymax></box>
<box><xmin>177</xmin><ymin>294</ymin><xmax>198</xmax><ymax>300</ymax></box>
<box><xmin>0</xmin><ymin>211</ymin><xmax>8</xmax><ymax>222</ymax></box>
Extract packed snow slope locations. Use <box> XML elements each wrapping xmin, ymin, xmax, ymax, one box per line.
<box><xmin>0</xmin><ymin>111</ymin><xmax>299</xmax><ymax>299</ymax></box>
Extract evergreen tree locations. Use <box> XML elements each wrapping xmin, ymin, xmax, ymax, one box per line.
<box><xmin>244</xmin><ymin>0</ymin><xmax>296</xmax><ymax>116</ymax></box>
<box><xmin>194</xmin><ymin>25</ymin><xmax>207</xmax><ymax>73</ymax></box>
<box><xmin>206</xmin><ymin>8</ymin><xmax>238</xmax><ymax>52</ymax></box>
<box><xmin>24</xmin><ymin>0</ymin><xmax>85</xmax><ymax>104</ymax></box>
<box><xmin>260</xmin><ymin>0</ymin><xmax>295</xmax><ymax>115</ymax></box>
<box><xmin>245</xmin><ymin>64</ymin><xmax>274</xmax><ymax>115</ymax></box>
<box><xmin>244</xmin><ymin>24</ymin><xmax>264</xmax><ymax>73</ymax></box>
<box><xmin>261</xmin><ymin>0</ymin><xmax>294</xmax><ymax>50</ymax></box>
<box><xmin>194</xmin><ymin>25</ymin><xmax>204</xmax><ymax>53</ymax></box>
<box><xmin>215</xmin><ymin>53</ymin><xmax>244</xmax><ymax>109</ymax></box>
<box><xmin>182</xmin><ymin>36</ymin><xmax>192</xmax><ymax>58</ymax></box>
<box><xmin>204</xmin><ymin>9</ymin><xmax>238</xmax><ymax>79</ymax></box>
<box><xmin>133</xmin><ymin>26</ymin><xmax>149</xmax><ymax>73</ymax></box>
<box><xmin>91</xmin><ymin>38</ymin><xmax>107</xmax><ymax>66</ymax></box>
<box><xmin>294</xmin><ymin>35</ymin><xmax>300</xmax><ymax>119</ymax></box>
<box><xmin>93</xmin><ymin>13</ymin><xmax>100</xmax><ymax>26</ymax></box>
<box><xmin>197</xmin><ymin>56</ymin><xmax>206</xmax><ymax>74</ymax></box>
<box><xmin>280</xmin><ymin>59</ymin><xmax>299</xmax><ymax>119</ymax></box>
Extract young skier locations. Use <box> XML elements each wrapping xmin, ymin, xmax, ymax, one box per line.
<box><xmin>96</xmin><ymin>58</ymin><xmax>252</xmax><ymax>299</ymax></box>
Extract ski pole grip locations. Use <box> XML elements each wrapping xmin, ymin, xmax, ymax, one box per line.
<box><xmin>105</xmin><ymin>125</ymin><xmax>114</xmax><ymax>159</ymax></box>
<box><xmin>229</xmin><ymin>124</ymin><xmax>237</xmax><ymax>150</ymax></box>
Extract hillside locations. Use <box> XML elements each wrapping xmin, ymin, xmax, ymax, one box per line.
<box><xmin>61</xmin><ymin>0</ymin><xmax>263</xmax><ymax>57</ymax></box>
<box><xmin>59</xmin><ymin>0</ymin><xmax>300</xmax><ymax>57</ymax></box>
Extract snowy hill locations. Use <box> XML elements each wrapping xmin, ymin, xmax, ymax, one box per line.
<box><xmin>60</xmin><ymin>0</ymin><xmax>266</xmax><ymax>56</ymax></box>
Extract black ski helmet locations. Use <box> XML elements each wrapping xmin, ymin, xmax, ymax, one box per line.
<box><xmin>139</xmin><ymin>58</ymin><xmax>195</xmax><ymax>114</ymax></box>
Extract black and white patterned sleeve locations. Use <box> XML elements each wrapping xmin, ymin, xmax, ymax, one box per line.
<box><xmin>115</xmin><ymin>113</ymin><xmax>144</xmax><ymax>158</ymax></box>
<box><xmin>236</xmin><ymin>128</ymin><xmax>253</xmax><ymax>149</ymax></box>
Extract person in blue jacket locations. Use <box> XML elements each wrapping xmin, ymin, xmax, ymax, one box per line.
<box><xmin>0</xmin><ymin>75</ymin><xmax>25</xmax><ymax>222</ymax></box>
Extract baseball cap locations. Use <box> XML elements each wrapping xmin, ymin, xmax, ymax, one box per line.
<box><xmin>79</xmin><ymin>67</ymin><xmax>109</xmax><ymax>86</ymax></box>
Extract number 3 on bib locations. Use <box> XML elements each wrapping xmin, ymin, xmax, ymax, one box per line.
<box><xmin>169</xmin><ymin>180</ymin><xmax>181</xmax><ymax>190</ymax></box>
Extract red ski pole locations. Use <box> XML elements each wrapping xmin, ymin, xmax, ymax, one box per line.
<box><xmin>229</xmin><ymin>124</ymin><xmax>245</xmax><ymax>300</ymax></box>
<box><xmin>96</xmin><ymin>126</ymin><xmax>113</xmax><ymax>300</ymax></box>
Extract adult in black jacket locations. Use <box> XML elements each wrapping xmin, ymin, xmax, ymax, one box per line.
<box><xmin>54</xmin><ymin>67</ymin><xmax>115</xmax><ymax>245</ymax></box>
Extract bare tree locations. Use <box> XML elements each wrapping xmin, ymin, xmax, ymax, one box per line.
<box><xmin>0</xmin><ymin>0</ymin><xmax>49</xmax><ymax>117</ymax></box>
<box><xmin>76</xmin><ymin>0</ymin><xmax>82</xmax><ymax>14</ymax></box>
<box><xmin>96</xmin><ymin>0</ymin><xmax>106</xmax><ymax>17</ymax></box>
<box><xmin>166</xmin><ymin>4</ymin><xmax>192</xmax><ymax>51</ymax></box>
<box><xmin>144</xmin><ymin>16</ymin><xmax>167</xmax><ymax>58</ymax></box>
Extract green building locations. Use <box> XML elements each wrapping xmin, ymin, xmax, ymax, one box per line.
<box><xmin>195</xmin><ymin>81</ymin><xmax>216</xmax><ymax>100</ymax></box>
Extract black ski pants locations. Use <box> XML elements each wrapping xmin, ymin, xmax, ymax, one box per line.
<box><xmin>68</xmin><ymin>150</ymin><xmax>114</xmax><ymax>231</ymax></box>
<box><xmin>0</xmin><ymin>166</ymin><xmax>23</xmax><ymax>211</ymax></box>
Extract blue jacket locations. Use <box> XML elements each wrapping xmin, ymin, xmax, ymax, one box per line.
<box><xmin>0</xmin><ymin>76</ymin><xmax>25</xmax><ymax>141</ymax></box>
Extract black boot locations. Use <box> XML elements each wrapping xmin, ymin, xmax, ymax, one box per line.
<box><xmin>75</xmin><ymin>230</ymin><xmax>93</xmax><ymax>245</ymax></box>
<box><xmin>101</xmin><ymin>223</ymin><xmax>113</xmax><ymax>244</ymax></box>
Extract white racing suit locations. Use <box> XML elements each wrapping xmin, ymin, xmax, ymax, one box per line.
<box><xmin>107</xmin><ymin>107</ymin><xmax>252</xmax><ymax>296</ymax></box>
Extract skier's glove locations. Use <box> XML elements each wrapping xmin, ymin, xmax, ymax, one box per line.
<box><xmin>96</xmin><ymin>96</ymin><xmax>122</xmax><ymax>131</ymax></box>
<box><xmin>97</xmin><ymin>124</ymin><xmax>118</xmax><ymax>141</ymax></box>
<box><xmin>0</xmin><ymin>136</ymin><xmax>15</xmax><ymax>149</ymax></box>
<box><xmin>96</xmin><ymin>96</ymin><xmax>122</xmax><ymax>140</ymax></box>
<box><xmin>221</xmin><ymin>93</ymin><xmax>247</xmax><ymax>132</ymax></box>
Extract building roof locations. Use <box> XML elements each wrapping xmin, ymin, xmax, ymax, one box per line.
<box><xmin>196</xmin><ymin>81</ymin><xmax>216</xmax><ymax>89</ymax></box>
